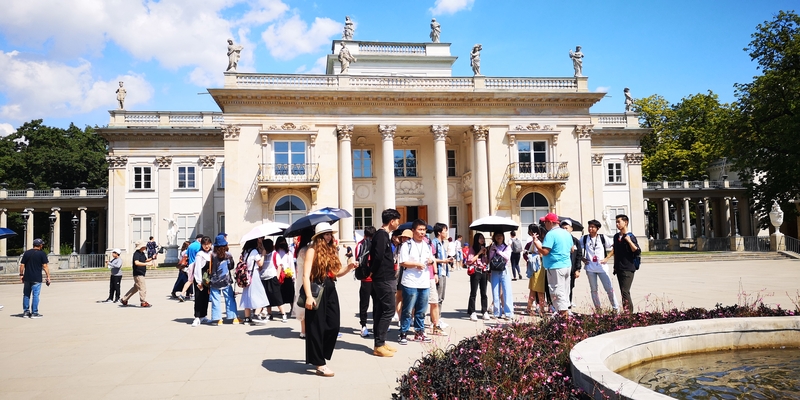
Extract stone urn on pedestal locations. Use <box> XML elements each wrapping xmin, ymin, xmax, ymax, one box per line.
<box><xmin>769</xmin><ymin>200</ymin><xmax>786</xmax><ymax>251</ymax></box>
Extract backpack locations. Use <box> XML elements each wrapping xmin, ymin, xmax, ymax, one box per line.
<box><xmin>582</xmin><ymin>234</ymin><xmax>608</xmax><ymax>259</ymax></box>
<box><xmin>628</xmin><ymin>233</ymin><xmax>642</xmax><ymax>270</ymax></box>
<box><xmin>511</xmin><ymin>238</ymin><xmax>523</xmax><ymax>253</ymax></box>
<box><xmin>354</xmin><ymin>237</ymin><xmax>372</xmax><ymax>281</ymax></box>
<box><xmin>234</xmin><ymin>251</ymin><xmax>252</xmax><ymax>288</ymax></box>
<box><xmin>210</xmin><ymin>255</ymin><xmax>233</xmax><ymax>288</ymax></box>
<box><xmin>489</xmin><ymin>244</ymin><xmax>507</xmax><ymax>272</ymax></box>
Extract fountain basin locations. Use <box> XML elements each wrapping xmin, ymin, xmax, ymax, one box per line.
<box><xmin>569</xmin><ymin>316</ymin><xmax>800</xmax><ymax>399</ymax></box>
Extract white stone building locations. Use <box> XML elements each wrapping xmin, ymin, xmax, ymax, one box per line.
<box><xmin>98</xmin><ymin>39</ymin><xmax>648</xmax><ymax>260</ymax></box>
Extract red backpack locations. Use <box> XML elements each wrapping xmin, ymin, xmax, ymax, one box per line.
<box><xmin>234</xmin><ymin>251</ymin><xmax>252</xmax><ymax>288</ymax></box>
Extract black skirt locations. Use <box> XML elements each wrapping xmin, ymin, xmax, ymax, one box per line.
<box><xmin>305</xmin><ymin>277</ymin><xmax>340</xmax><ymax>366</ymax></box>
<box><xmin>262</xmin><ymin>277</ymin><xmax>284</xmax><ymax>306</ymax></box>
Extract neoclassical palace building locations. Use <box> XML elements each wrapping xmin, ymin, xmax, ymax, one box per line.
<box><xmin>98</xmin><ymin>39</ymin><xmax>648</xmax><ymax>259</ymax></box>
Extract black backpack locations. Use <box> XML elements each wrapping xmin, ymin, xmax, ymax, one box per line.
<box><xmin>354</xmin><ymin>238</ymin><xmax>372</xmax><ymax>280</ymax></box>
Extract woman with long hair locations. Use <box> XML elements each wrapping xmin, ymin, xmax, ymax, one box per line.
<box><xmin>209</xmin><ymin>234</ymin><xmax>238</xmax><ymax>325</ymax></box>
<box><xmin>465</xmin><ymin>233</ymin><xmax>490</xmax><ymax>321</ymax></box>
<box><xmin>488</xmin><ymin>232</ymin><xmax>514</xmax><ymax>320</ymax></box>
<box><xmin>240</xmin><ymin>238</ymin><xmax>269</xmax><ymax>325</ymax></box>
<box><xmin>525</xmin><ymin>224</ymin><xmax>547</xmax><ymax>316</ymax></box>
<box><xmin>293</xmin><ymin>229</ymin><xmax>314</xmax><ymax>338</ymax></box>
<box><xmin>302</xmin><ymin>222</ymin><xmax>355</xmax><ymax>377</ymax></box>
<box><xmin>191</xmin><ymin>236</ymin><xmax>213</xmax><ymax>327</ymax></box>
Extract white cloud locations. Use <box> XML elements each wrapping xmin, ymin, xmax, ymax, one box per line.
<box><xmin>238</xmin><ymin>0</ymin><xmax>290</xmax><ymax>26</ymax></box>
<box><xmin>595</xmin><ymin>86</ymin><xmax>610</xmax><ymax>93</ymax></box>
<box><xmin>0</xmin><ymin>51</ymin><xmax>153</xmax><ymax>122</ymax></box>
<box><xmin>430</xmin><ymin>0</ymin><xmax>475</xmax><ymax>15</ymax></box>
<box><xmin>0</xmin><ymin>123</ymin><xmax>16</xmax><ymax>137</ymax></box>
<box><xmin>262</xmin><ymin>15</ymin><xmax>341</xmax><ymax>60</ymax></box>
<box><xmin>294</xmin><ymin>56</ymin><xmax>328</xmax><ymax>75</ymax></box>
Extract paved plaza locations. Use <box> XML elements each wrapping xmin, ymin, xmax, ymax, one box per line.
<box><xmin>0</xmin><ymin>258</ymin><xmax>798</xmax><ymax>399</ymax></box>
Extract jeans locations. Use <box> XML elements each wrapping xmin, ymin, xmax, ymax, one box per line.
<box><xmin>400</xmin><ymin>285</ymin><xmax>429</xmax><ymax>335</ymax></box>
<box><xmin>616</xmin><ymin>270</ymin><xmax>636</xmax><ymax>313</ymax></box>
<box><xmin>586</xmin><ymin>269</ymin><xmax>619</xmax><ymax>311</ymax></box>
<box><xmin>510</xmin><ymin>252</ymin><xmax>522</xmax><ymax>279</ymax></box>
<box><xmin>210</xmin><ymin>285</ymin><xmax>238</xmax><ymax>321</ymax></box>
<box><xmin>23</xmin><ymin>281</ymin><xmax>42</xmax><ymax>314</ymax></box>
<box><xmin>490</xmin><ymin>269</ymin><xmax>514</xmax><ymax>317</ymax></box>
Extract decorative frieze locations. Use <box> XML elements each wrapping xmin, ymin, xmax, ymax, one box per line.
<box><xmin>395</xmin><ymin>179</ymin><xmax>424</xmax><ymax>195</ymax></box>
<box><xmin>471</xmin><ymin>125</ymin><xmax>489</xmax><ymax>141</ymax></box>
<box><xmin>397</xmin><ymin>137</ymin><xmax>411</xmax><ymax>146</ymax></box>
<box><xmin>199</xmin><ymin>155</ymin><xmax>216</xmax><ymax>168</ymax></box>
<box><xmin>222</xmin><ymin>124</ymin><xmax>240</xmax><ymax>140</ymax></box>
<box><xmin>106</xmin><ymin>156</ymin><xmax>128</xmax><ymax>169</ymax></box>
<box><xmin>576</xmin><ymin>125</ymin><xmax>594</xmax><ymax>139</ymax></box>
<box><xmin>336</xmin><ymin>125</ymin><xmax>354</xmax><ymax>140</ymax></box>
<box><xmin>378</xmin><ymin>124</ymin><xmax>396</xmax><ymax>140</ymax></box>
<box><xmin>513</xmin><ymin>123</ymin><xmax>553</xmax><ymax>131</ymax></box>
<box><xmin>591</xmin><ymin>153</ymin><xmax>604</xmax><ymax>165</ymax></box>
<box><xmin>155</xmin><ymin>156</ymin><xmax>172</xmax><ymax>168</ymax></box>
<box><xmin>431</xmin><ymin>125</ymin><xmax>449</xmax><ymax>141</ymax></box>
<box><xmin>625</xmin><ymin>153</ymin><xmax>644</xmax><ymax>165</ymax></box>
<box><xmin>267</xmin><ymin>122</ymin><xmax>310</xmax><ymax>131</ymax></box>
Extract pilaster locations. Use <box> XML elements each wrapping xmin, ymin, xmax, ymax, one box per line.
<box><xmin>200</xmin><ymin>155</ymin><xmax>217</xmax><ymax>242</ymax></box>
<box><xmin>106</xmin><ymin>156</ymin><xmax>128</xmax><ymax>252</ymax></box>
<box><xmin>591</xmin><ymin>153</ymin><xmax>604</xmax><ymax>221</ymax></box>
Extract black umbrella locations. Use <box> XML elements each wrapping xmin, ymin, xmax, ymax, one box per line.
<box><xmin>469</xmin><ymin>216</ymin><xmax>520</xmax><ymax>233</ymax></box>
<box><xmin>283</xmin><ymin>208</ymin><xmax>352</xmax><ymax>237</ymax></box>
<box><xmin>397</xmin><ymin>221</ymin><xmax>433</xmax><ymax>233</ymax></box>
<box><xmin>0</xmin><ymin>228</ymin><xmax>17</xmax><ymax>240</ymax></box>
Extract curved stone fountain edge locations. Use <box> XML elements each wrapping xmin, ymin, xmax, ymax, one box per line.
<box><xmin>569</xmin><ymin>316</ymin><xmax>800</xmax><ymax>400</ymax></box>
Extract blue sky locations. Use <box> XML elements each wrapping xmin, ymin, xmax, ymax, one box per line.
<box><xmin>0</xmin><ymin>0</ymin><xmax>795</xmax><ymax>135</ymax></box>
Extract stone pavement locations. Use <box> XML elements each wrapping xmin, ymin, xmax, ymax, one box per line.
<box><xmin>0</xmin><ymin>258</ymin><xmax>797</xmax><ymax>400</ymax></box>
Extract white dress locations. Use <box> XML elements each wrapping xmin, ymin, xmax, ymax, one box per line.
<box><xmin>240</xmin><ymin>249</ymin><xmax>269</xmax><ymax>309</ymax></box>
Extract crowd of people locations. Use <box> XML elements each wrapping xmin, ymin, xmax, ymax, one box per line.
<box><xmin>12</xmin><ymin>207</ymin><xmax>640</xmax><ymax>377</ymax></box>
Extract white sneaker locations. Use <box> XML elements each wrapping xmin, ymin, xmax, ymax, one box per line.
<box><xmin>191</xmin><ymin>318</ymin><xmax>200</xmax><ymax>327</ymax></box>
<box><xmin>437</xmin><ymin>320</ymin><xmax>449</xmax><ymax>329</ymax></box>
<box><xmin>391</xmin><ymin>313</ymin><xmax>399</xmax><ymax>323</ymax></box>
<box><xmin>360</xmin><ymin>326</ymin><xmax>370</xmax><ymax>337</ymax></box>
<box><xmin>281</xmin><ymin>314</ymin><xmax>288</xmax><ymax>323</ymax></box>
<box><xmin>470</xmin><ymin>312</ymin><xmax>478</xmax><ymax>321</ymax></box>
<box><xmin>483</xmin><ymin>312</ymin><xmax>491</xmax><ymax>320</ymax></box>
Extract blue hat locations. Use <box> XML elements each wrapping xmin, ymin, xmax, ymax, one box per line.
<box><xmin>214</xmin><ymin>234</ymin><xmax>228</xmax><ymax>247</ymax></box>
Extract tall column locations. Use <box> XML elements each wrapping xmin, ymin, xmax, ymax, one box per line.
<box><xmin>379</xmin><ymin>125</ymin><xmax>396</xmax><ymax>210</ymax></box>
<box><xmin>337</xmin><ymin>125</ymin><xmax>355</xmax><ymax>245</ymax></box>
<box><xmin>472</xmin><ymin>125</ymin><xmax>490</xmax><ymax>218</ymax></box>
<box><xmin>626</xmin><ymin>153</ymin><xmax>645</xmax><ymax>237</ymax></box>
<box><xmin>0</xmin><ymin>208</ymin><xmax>6</xmax><ymax>256</ymax></box>
<box><xmin>51</xmin><ymin>207</ymin><xmax>61</xmax><ymax>255</ymax></box>
<box><xmin>703</xmin><ymin>197</ymin><xmax>711</xmax><ymax>238</ymax></box>
<box><xmin>25</xmin><ymin>208</ymin><xmax>34</xmax><ymax>250</ymax></box>
<box><xmin>78</xmin><ymin>206</ymin><xmax>87</xmax><ymax>253</ymax></box>
<box><xmin>655</xmin><ymin>198</ymin><xmax>664</xmax><ymax>239</ymax></box>
<box><xmin>223</xmin><ymin>125</ymin><xmax>241</xmax><ymax>250</ymax></box>
<box><xmin>682</xmin><ymin>197</ymin><xmax>692</xmax><ymax>239</ymax></box>
<box><xmin>723</xmin><ymin>197</ymin><xmax>732</xmax><ymax>237</ymax></box>
<box><xmin>432</xmin><ymin>125</ymin><xmax>450</xmax><ymax>225</ymax></box>
<box><xmin>661</xmin><ymin>198</ymin><xmax>671</xmax><ymax>239</ymax></box>
<box><xmin>591</xmin><ymin>154</ymin><xmax>605</xmax><ymax>220</ymax></box>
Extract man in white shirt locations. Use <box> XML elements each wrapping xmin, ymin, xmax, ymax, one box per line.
<box><xmin>397</xmin><ymin>219</ymin><xmax>435</xmax><ymax>345</ymax></box>
<box><xmin>581</xmin><ymin>219</ymin><xmax>619</xmax><ymax>312</ymax></box>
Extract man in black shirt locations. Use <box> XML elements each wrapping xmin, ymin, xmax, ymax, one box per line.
<box><xmin>603</xmin><ymin>214</ymin><xmax>640</xmax><ymax>313</ymax></box>
<box><xmin>121</xmin><ymin>241</ymin><xmax>153</xmax><ymax>307</ymax></box>
<box><xmin>369</xmin><ymin>208</ymin><xmax>401</xmax><ymax>357</ymax></box>
<box><xmin>19</xmin><ymin>238</ymin><xmax>51</xmax><ymax>318</ymax></box>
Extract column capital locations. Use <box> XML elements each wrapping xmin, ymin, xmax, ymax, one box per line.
<box><xmin>51</xmin><ymin>207</ymin><xmax>61</xmax><ymax>212</ymax></box>
<box><xmin>661</xmin><ymin>197</ymin><xmax>670</xmax><ymax>202</ymax></box>
<box><xmin>378</xmin><ymin>124</ymin><xmax>396</xmax><ymax>140</ymax></box>
<box><xmin>431</xmin><ymin>125</ymin><xmax>449</xmax><ymax>141</ymax></box>
<box><xmin>576</xmin><ymin>125</ymin><xmax>594</xmax><ymax>139</ymax></box>
<box><xmin>222</xmin><ymin>124</ymin><xmax>241</xmax><ymax>140</ymax></box>
<box><xmin>703</xmin><ymin>196</ymin><xmax>711</xmax><ymax>202</ymax></box>
<box><xmin>155</xmin><ymin>156</ymin><xmax>172</xmax><ymax>168</ymax></box>
<box><xmin>591</xmin><ymin>153</ymin><xmax>603</xmax><ymax>165</ymax></box>
<box><xmin>336</xmin><ymin>124</ymin><xmax>354</xmax><ymax>140</ymax></box>
<box><xmin>199</xmin><ymin>155</ymin><xmax>216</xmax><ymax>168</ymax></box>
<box><xmin>77</xmin><ymin>206</ymin><xmax>88</xmax><ymax>211</ymax></box>
<box><xmin>724</xmin><ymin>196</ymin><xmax>732</xmax><ymax>201</ymax></box>
<box><xmin>471</xmin><ymin>125</ymin><xmax>489</xmax><ymax>140</ymax></box>
<box><xmin>643</xmin><ymin>198</ymin><xmax>650</xmax><ymax>202</ymax></box>
<box><xmin>0</xmin><ymin>208</ymin><xmax>7</xmax><ymax>213</ymax></box>
<box><xmin>625</xmin><ymin>153</ymin><xmax>644</xmax><ymax>165</ymax></box>
<box><xmin>683</xmin><ymin>197</ymin><xmax>691</xmax><ymax>202</ymax></box>
<box><xmin>106</xmin><ymin>156</ymin><xmax>128</xmax><ymax>169</ymax></box>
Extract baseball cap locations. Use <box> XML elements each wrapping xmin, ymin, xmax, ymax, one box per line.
<box><xmin>111</xmin><ymin>248</ymin><xmax>122</xmax><ymax>255</ymax></box>
<box><xmin>32</xmin><ymin>238</ymin><xmax>44</xmax><ymax>247</ymax></box>
<box><xmin>560</xmin><ymin>218</ymin><xmax>572</xmax><ymax>227</ymax></box>
<box><xmin>543</xmin><ymin>213</ymin><xmax>559</xmax><ymax>223</ymax></box>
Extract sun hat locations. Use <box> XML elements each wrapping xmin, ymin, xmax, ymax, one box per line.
<box><xmin>134</xmin><ymin>241</ymin><xmax>146</xmax><ymax>249</ymax></box>
<box><xmin>312</xmin><ymin>222</ymin><xmax>337</xmax><ymax>240</ymax></box>
<box><xmin>214</xmin><ymin>234</ymin><xmax>228</xmax><ymax>247</ymax></box>
<box><xmin>543</xmin><ymin>213</ymin><xmax>560</xmax><ymax>223</ymax></box>
<box><xmin>111</xmin><ymin>248</ymin><xmax>121</xmax><ymax>255</ymax></box>
<box><xmin>400</xmin><ymin>229</ymin><xmax>413</xmax><ymax>239</ymax></box>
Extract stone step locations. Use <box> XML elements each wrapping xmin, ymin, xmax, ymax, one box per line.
<box><xmin>640</xmin><ymin>251</ymin><xmax>792</xmax><ymax>263</ymax></box>
<box><xmin>0</xmin><ymin>268</ymin><xmax>180</xmax><ymax>285</ymax></box>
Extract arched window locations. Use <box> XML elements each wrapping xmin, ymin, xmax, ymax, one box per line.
<box><xmin>274</xmin><ymin>195</ymin><xmax>306</xmax><ymax>224</ymax></box>
<box><xmin>520</xmin><ymin>192</ymin><xmax>549</xmax><ymax>240</ymax></box>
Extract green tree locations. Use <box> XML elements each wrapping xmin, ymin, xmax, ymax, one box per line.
<box><xmin>0</xmin><ymin>120</ymin><xmax>108</xmax><ymax>189</ymax></box>
<box><xmin>726</xmin><ymin>10</ymin><xmax>800</xmax><ymax>225</ymax></box>
<box><xmin>634</xmin><ymin>92</ymin><xmax>730</xmax><ymax>181</ymax></box>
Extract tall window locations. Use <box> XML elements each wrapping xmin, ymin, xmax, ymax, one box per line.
<box><xmin>607</xmin><ymin>162</ymin><xmax>623</xmax><ymax>184</ymax></box>
<box><xmin>520</xmin><ymin>192</ymin><xmax>549</xmax><ymax>240</ymax></box>
<box><xmin>176</xmin><ymin>215</ymin><xmax>197</xmax><ymax>243</ymax></box>
<box><xmin>274</xmin><ymin>141</ymin><xmax>306</xmax><ymax>176</ymax></box>
<box><xmin>218</xmin><ymin>165</ymin><xmax>225</xmax><ymax>189</ymax></box>
<box><xmin>131</xmin><ymin>216</ymin><xmax>152</xmax><ymax>244</ymax></box>
<box><xmin>448</xmin><ymin>206</ymin><xmax>458</xmax><ymax>237</ymax></box>
<box><xmin>354</xmin><ymin>207</ymin><xmax>373</xmax><ymax>230</ymax></box>
<box><xmin>274</xmin><ymin>195</ymin><xmax>306</xmax><ymax>224</ymax></box>
<box><xmin>133</xmin><ymin>166</ymin><xmax>151</xmax><ymax>189</ymax></box>
<box><xmin>177</xmin><ymin>166</ymin><xmax>196</xmax><ymax>189</ymax></box>
<box><xmin>518</xmin><ymin>140</ymin><xmax>547</xmax><ymax>173</ymax></box>
<box><xmin>218</xmin><ymin>214</ymin><xmax>225</xmax><ymax>235</ymax></box>
<box><xmin>353</xmin><ymin>149</ymin><xmax>372</xmax><ymax>178</ymax></box>
<box><xmin>394</xmin><ymin>149</ymin><xmax>417</xmax><ymax>177</ymax></box>
<box><xmin>447</xmin><ymin>150</ymin><xmax>457</xmax><ymax>177</ymax></box>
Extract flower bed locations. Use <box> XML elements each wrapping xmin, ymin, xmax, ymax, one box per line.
<box><xmin>394</xmin><ymin>304</ymin><xmax>797</xmax><ymax>399</ymax></box>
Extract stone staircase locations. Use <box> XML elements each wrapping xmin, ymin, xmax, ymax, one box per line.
<box><xmin>640</xmin><ymin>251</ymin><xmax>796</xmax><ymax>263</ymax></box>
<box><xmin>0</xmin><ymin>267</ymin><xmax>180</xmax><ymax>285</ymax></box>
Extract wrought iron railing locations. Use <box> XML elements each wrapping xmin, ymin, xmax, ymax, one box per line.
<box><xmin>650</xmin><ymin>239</ymin><xmax>670</xmax><ymax>251</ymax></box>
<box><xmin>742</xmin><ymin>236</ymin><xmax>771</xmax><ymax>252</ymax></box>
<box><xmin>784</xmin><ymin>236</ymin><xmax>798</xmax><ymax>254</ymax></box>
<box><xmin>703</xmin><ymin>237</ymin><xmax>730</xmax><ymax>251</ymax></box>
<box><xmin>258</xmin><ymin>163</ymin><xmax>320</xmax><ymax>183</ymax></box>
<box><xmin>511</xmin><ymin>162</ymin><xmax>569</xmax><ymax>181</ymax></box>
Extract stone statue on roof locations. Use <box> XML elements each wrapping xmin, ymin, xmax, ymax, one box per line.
<box><xmin>338</xmin><ymin>42</ymin><xmax>357</xmax><ymax>74</ymax></box>
<box><xmin>430</xmin><ymin>18</ymin><xmax>441</xmax><ymax>43</ymax></box>
<box><xmin>343</xmin><ymin>16</ymin><xmax>354</xmax><ymax>40</ymax></box>
<box><xmin>624</xmin><ymin>88</ymin><xmax>634</xmax><ymax>112</ymax></box>
<box><xmin>116</xmin><ymin>81</ymin><xmax>126</xmax><ymax>110</ymax></box>
<box><xmin>470</xmin><ymin>44</ymin><xmax>482</xmax><ymax>76</ymax></box>
<box><xmin>226</xmin><ymin>38</ymin><xmax>243</xmax><ymax>72</ymax></box>
<box><xmin>569</xmin><ymin>45</ymin><xmax>584</xmax><ymax>77</ymax></box>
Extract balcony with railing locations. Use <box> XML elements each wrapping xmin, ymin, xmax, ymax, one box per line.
<box><xmin>510</xmin><ymin>162</ymin><xmax>569</xmax><ymax>182</ymax></box>
<box><xmin>0</xmin><ymin>187</ymin><xmax>107</xmax><ymax>200</ymax></box>
<box><xmin>258</xmin><ymin>163</ymin><xmax>320</xmax><ymax>184</ymax></box>
<box><xmin>107</xmin><ymin>111</ymin><xmax>224</xmax><ymax>128</ymax></box>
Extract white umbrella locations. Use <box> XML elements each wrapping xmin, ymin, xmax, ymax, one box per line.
<box><xmin>239</xmin><ymin>221</ymin><xmax>289</xmax><ymax>245</ymax></box>
<box><xmin>469</xmin><ymin>215</ymin><xmax>520</xmax><ymax>233</ymax></box>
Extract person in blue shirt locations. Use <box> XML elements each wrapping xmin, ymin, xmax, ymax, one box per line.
<box><xmin>531</xmin><ymin>213</ymin><xmax>574</xmax><ymax>317</ymax></box>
